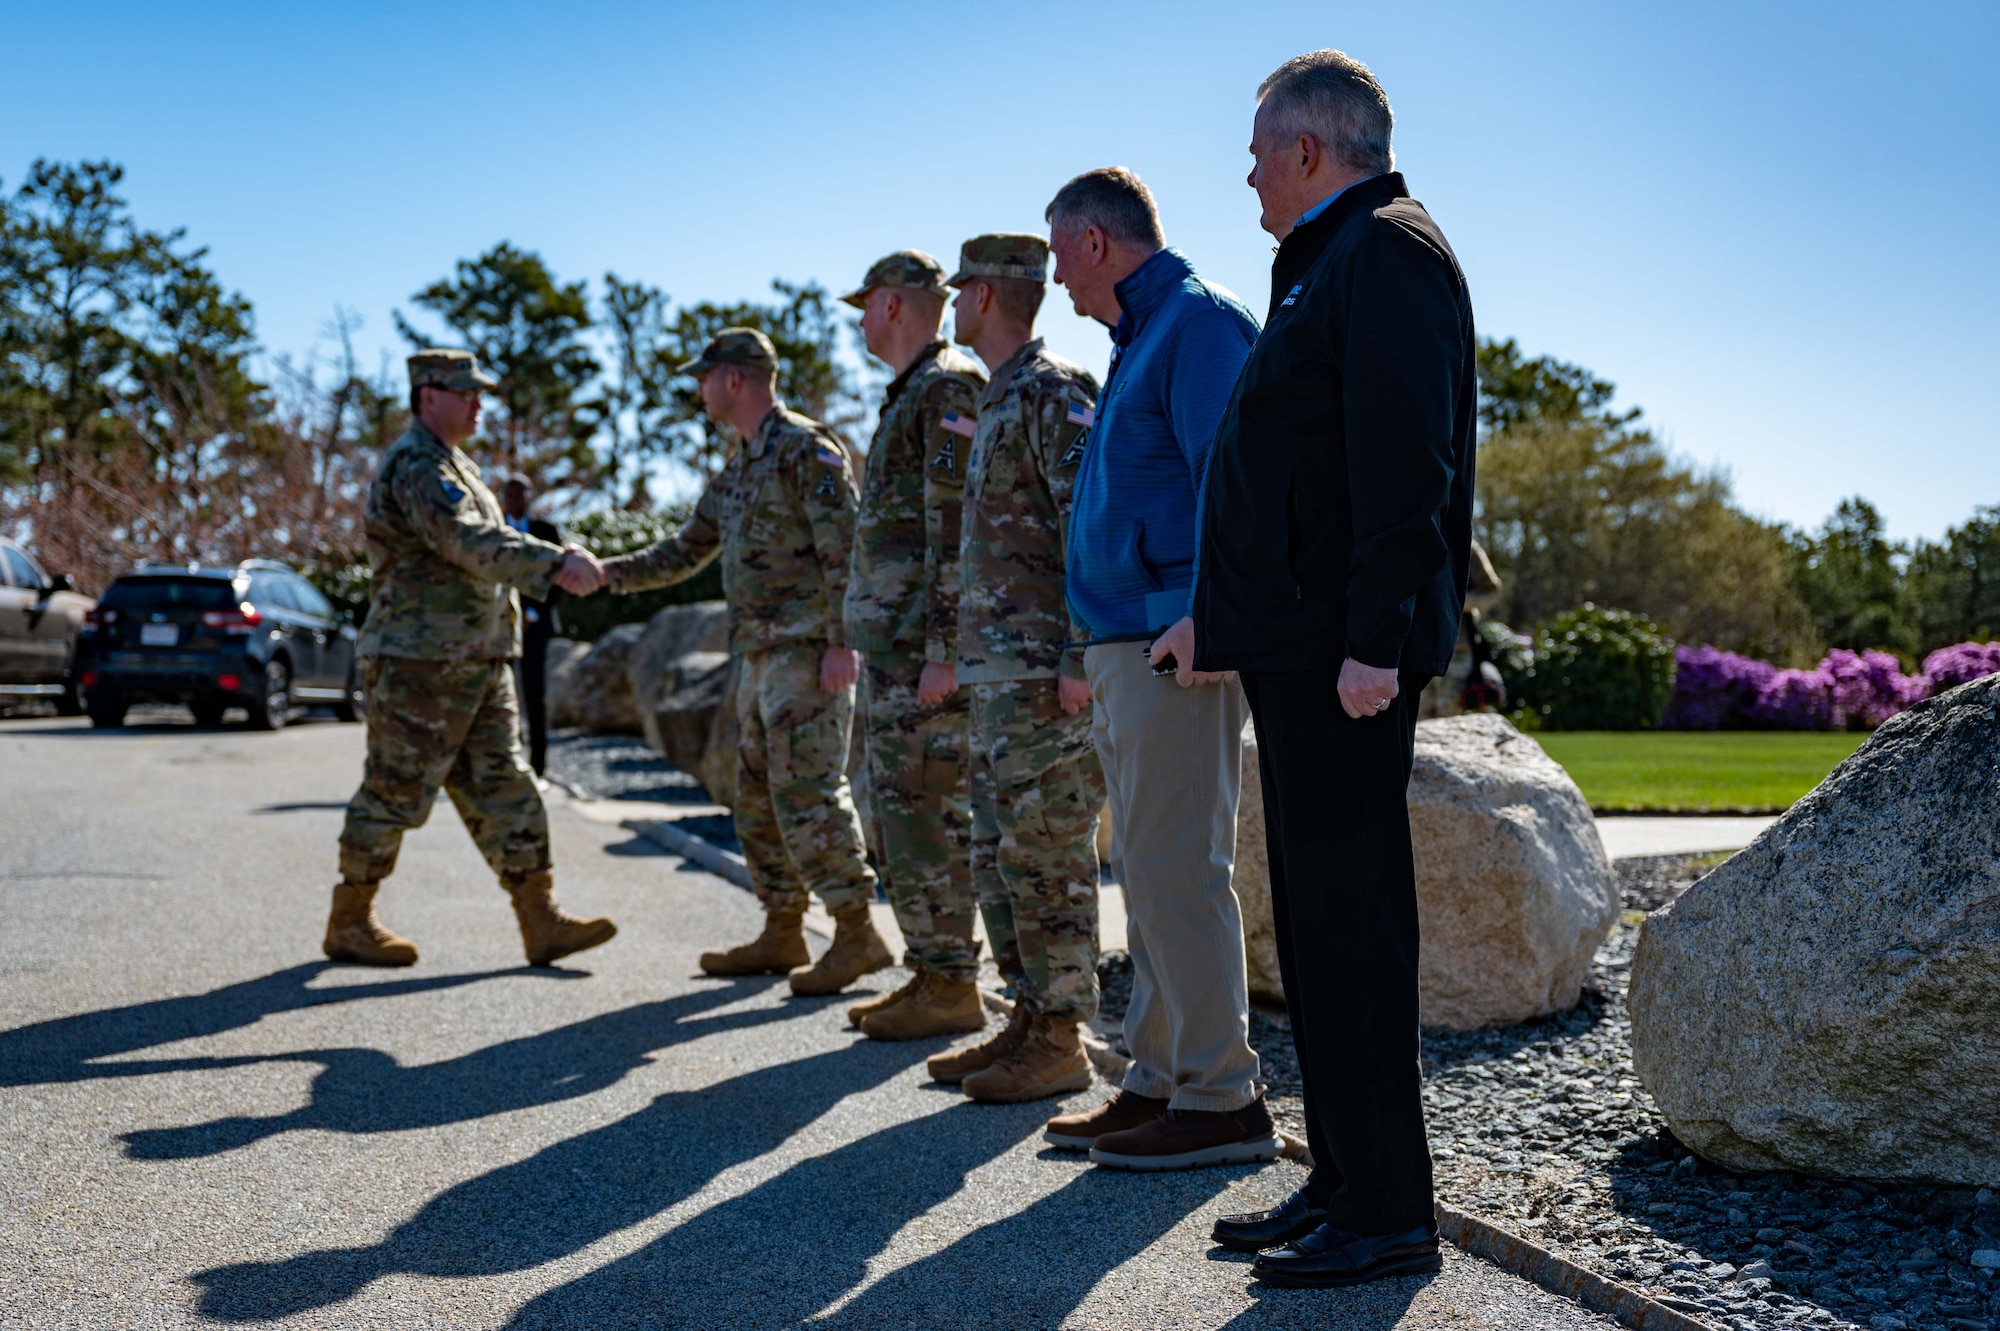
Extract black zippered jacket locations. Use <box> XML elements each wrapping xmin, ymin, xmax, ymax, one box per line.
<box><xmin>1191</xmin><ymin>173</ymin><xmax>1475</xmax><ymax>676</ymax></box>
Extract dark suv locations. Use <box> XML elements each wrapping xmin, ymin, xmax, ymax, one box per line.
<box><xmin>80</xmin><ymin>560</ymin><xmax>363</xmax><ymax>730</ymax></box>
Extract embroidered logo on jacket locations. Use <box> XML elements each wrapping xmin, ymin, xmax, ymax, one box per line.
<box><xmin>1280</xmin><ymin>284</ymin><xmax>1304</xmax><ymax>307</ymax></box>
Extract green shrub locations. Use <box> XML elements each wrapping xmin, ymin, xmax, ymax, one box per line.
<box><xmin>1518</xmin><ymin>603</ymin><xmax>1677</xmax><ymax>730</ymax></box>
<box><xmin>299</xmin><ymin>551</ymin><xmax>373</xmax><ymax>625</ymax></box>
<box><xmin>557</xmin><ymin>506</ymin><xmax>723</xmax><ymax>643</ymax></box>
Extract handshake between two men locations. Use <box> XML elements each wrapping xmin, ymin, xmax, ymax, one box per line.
<box><xmin>552</xmin><ymin>544</ymin><xmax>606</xmax><ymax>597</ymax></box>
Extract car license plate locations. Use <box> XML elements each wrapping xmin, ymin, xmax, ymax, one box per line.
<box><xmin>139</xmin><ymin>623</ymin><xmax>180</xmax><ymax>647</ymax></box>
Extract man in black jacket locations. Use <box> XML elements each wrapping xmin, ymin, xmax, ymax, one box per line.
<box><xmin>503</xmin><ymin>479</ymin><xmax>563</xmax><ymax>777</ymax></box>
<box><xmin>1187</xmin><ymin>49</ymin><xmax>1475</xmax><ymax>1288</ymax></box>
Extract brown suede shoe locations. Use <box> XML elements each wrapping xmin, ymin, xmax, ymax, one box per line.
<box><xmin>961</xmin><ymin>1015</ymin><xmax>1092</xmax><ymax>1103</ymax></box>
<box><xmin>322</xmin><ymin>881</ymin><xmax>418</xmax><ymax>967</ymax></box>
<box><xmin>927</xmin><ymin>1003</ymin><xmax>1027</xmax><ymax>1084</ymax></box>
<box><xmin>700</xmin><ymin>907</ymin><xmax>809</xmax><ymax>976</ymax></box>
<box><xmin>789</xmin><ymin>904</ymin><xmax>894</xmax><ymax>996</ymax></box>
<box><xmin>847</xmin><ymin>970</ymin><xmax>920</xmax><ymax>1026</ymax></box>
<box><xmin>859</xmin><ymin>971</ymin><xmax>985</xmax><ymax>1042</ymax></box>
<box><xmin>1088</xmin><ymin>1093</ymin><xmax>1285</xmax><ymax>1170</ymax></box>
<box><xmin>508</xmin><ymin>872</ymin><xmax>617</xmax><ymax>966</ymax></box>
<box><xmin>1042</xmin><ymin>1088</ymin><xmax>1170</xmax><ymax>1151</ymax></box>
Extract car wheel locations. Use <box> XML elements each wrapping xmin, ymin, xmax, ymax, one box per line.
<box><xmin>248</xmin><ymin>658</ymin><xmax>291</xmax><ymax>731</ymax></box>
<box><xmin>88</xmin><ymin>696</ymin><xmax>127</xmax><ymax>729</ymax></box>
<box><xmin>332</xmin><ymin>663</ymin><xmax>364</xmax><ymax>723</ymax></box>
<box><xmin>191</xmin><ymin>699</ymin><xmax>227</xmax><ymax>728</ymax></box>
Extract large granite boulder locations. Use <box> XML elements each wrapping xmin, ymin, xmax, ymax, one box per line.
<box><xmin>546</xmin><ymin>624</ymin><xmax>644</xmax><ymax>734</ymax></box>
<box><xmin>646</xmin><ymin>651</ymin><xmax>732</xmax><ymax>788</ymax></box>
<box><xmin>625</xmin><ymin>601</ymin><xmax>729</xmax><ymax>719</ymax></box>
<box><xmin>1236</xmin><ymin>714</ymin><xmax>1617</xmax><ymax>1028</ymax></box>
<box><xmin>1629</xmin><ymin>676</ymin><xmax>2000</xmax><ymax>1184</ymax></box>
<box><xmin>543</xmin><ymin>639</ymin><xmax>592</xmax><ymax>724</ymax></box>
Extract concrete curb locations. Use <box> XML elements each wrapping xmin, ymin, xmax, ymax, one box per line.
<box><xmin>1435</xmin><ymin>1203</ymin><xmax>1719</xmax><ymax>1331</ymax></box>
<box><xmin>622</xmin><ymin>817</ymin><xmax>753</xmax><ymax>889</ymax></box>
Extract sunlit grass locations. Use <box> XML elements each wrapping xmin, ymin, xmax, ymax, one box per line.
<box><xmin>1532</xmin><ymin>730</ymin><xmax>1870</xmax><ymax>812</ymax></box>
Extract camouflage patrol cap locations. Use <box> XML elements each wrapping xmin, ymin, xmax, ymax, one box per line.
<box><xmin>407</xmin><ymin>349</ymin><xmax>498</xmax><ymax>393</ymax></box>
<box><xmin>677</xmin><ymin>326</ymin><xmax>779</xmax><ymax>377</ymax></box>
<box><xmin>946</xmin><ymin>233</ymin><xmax>1050</xmax><ymax>287</ymax></box>
<box><xmin>839</xmin><ymin>250</ymin><xmax>950</xmax><ymax>308</ymax></box>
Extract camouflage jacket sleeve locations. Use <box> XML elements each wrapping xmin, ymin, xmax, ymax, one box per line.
<box><xmin>602</xmin><ymin>474</ymin><xmax>724</xmax><ymax>595</ymax></box>
<box><xmin>1029</xmin><ymin>377</ymin><xmax>1098</xmax><ymax>680</ymax></box>
<box><xmin>394</xmin><ymin>452</ymin><xmax>563</xmax><ymax>596</ymax></box>
<box><xmin>799</xmin><ymin>428</ymin><xmax>861</xmax><ymax>648</ymax></box>
<box><xmin>921</xmin><ymin>376</ymin><xmax>978</xmax><ymax>665</ymax></box>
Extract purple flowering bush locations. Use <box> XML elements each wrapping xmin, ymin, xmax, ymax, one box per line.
<box><xmin>1660</xmin><ymin>640</ymin><xmax>1998</xmax><ymax>730</ymax></box>
<box><xmin>1923</xmin><ymin>641</ymin><xmax>2000</xmax><ymax>691</ymax></box>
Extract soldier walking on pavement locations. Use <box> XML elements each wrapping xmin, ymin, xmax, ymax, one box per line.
<box><xmin>838</xmin><ymin>251</ymin><xmax>990</xmax><ymax>1042</ymax></box>
<box><xmin>599</xmin><ymin>329</ymin><xmax>893</xmax><ymax>996</ymax></box>
<box><xmin>328</xmin><ymin>350</ymin><xmax>618</xmax><ymax>969</ymax></box>
<box><xmin>927</xmin><ymin>236</ymin><xmax>1108</xmax><ymax>1102</ymax></box>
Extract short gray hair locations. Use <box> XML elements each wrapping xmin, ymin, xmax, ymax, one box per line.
<box><xmin>1044</xmin><ymin>166</ymin><xmax>1164</xmax><ymax>250</ymax></box>
<box><xmin>1256</xmin><ymin>49</ymin><xmax>1394</xmax><ymax>175</ymax></box>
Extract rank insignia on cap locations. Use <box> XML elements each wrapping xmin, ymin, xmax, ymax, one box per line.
<box><xmin>940</xmin><ymin>410</ymin><xmax>975</xmax><ymax>438</ymax></box>
<box><xmin>1065</xmin><ymin>402</ymin><xmax>1096</xmax><ymax>428</ymax></box>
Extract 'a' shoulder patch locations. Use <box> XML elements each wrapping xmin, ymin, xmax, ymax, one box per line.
<box><xmin>815</xmin><ymin>468</ymin><xmax>840</xmax><ymax>499</ymax></box>
<box><xmin>1058</xmin><ymin>430</ymin><xmax>1089</xmax><ymax>471</ymax></box>
<box><xmin>929</xmin><ymin>436</ymin><xmax>958</xmax><ymax>477</ymax></box>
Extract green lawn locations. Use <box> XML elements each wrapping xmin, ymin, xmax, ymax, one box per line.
<box><xmin>1531</xmin><ymin>730</ymin><xmax>1870</xmax><ymax>813</ymax></box>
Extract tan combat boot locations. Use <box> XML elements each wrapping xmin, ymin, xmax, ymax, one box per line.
<box><xmin>927</xmin><ymin>1002</ymin><xmax>1028</xmax><ymax>1084</ymax></box>
<box><xmin>860</xmin><ymin>971</ymin><xmax>986</xmax><ymax>1042</ymax></box>
<box><xmin>789</xmin><ymin>903</ymin><xmax>894</xmax><ymax>996</ymax></box>
<box><xmin>700</xmin><ymin>907</ymin><xmax>810</xmax><ymax>976</ymax></box>
<box><xmin>322</xmin><ymin>881</ymin><xmax>418</xmax><ymax>967</ymax></box>
<box><xmin>961</xmin><ymin>1014</ymin><xmax>1093</xmax><ymax>1103</ymax></box>
<box><xmin>848</xmin><ymin>970</ymin><xmax>922</xmax><ymax>1026</ymax></box>
<box><xmin>508</xmin><ymin>872</ymin><xmax>618</xmax><ymax>966</ymax></box>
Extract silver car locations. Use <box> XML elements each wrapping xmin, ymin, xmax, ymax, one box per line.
<box><xmin>0</xmin><ymin>537</ymin><xmax>91</xmax><ymax>715</ymax></box>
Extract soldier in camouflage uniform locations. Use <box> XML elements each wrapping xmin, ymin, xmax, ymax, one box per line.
<box><xmin>836</xmin><ymin>251</ymin><xmax>991</xmax><ymax>1042</ymax></box>
<box><xmin>599</xmin><ymin>328</ymin><xmax>892</xmax><ymax>996</ymax></box>
<box><xmin>328</xmin><ymin>350</ymin><xmax>618</xmax><ymax>969</ymax></box>
<box><xmin>925</xmin><ymin>236</ymin><xmax>1107</xmax><ymax>1103</ymax></box>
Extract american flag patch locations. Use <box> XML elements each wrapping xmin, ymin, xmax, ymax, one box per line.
<box><xmin>815</xmin><ymin>442</ymin><xmax>844</xmax><ymax>466</ymax></box>
<box><xmin>1066</xmin><ymin>401</ymin><xmax>1096</xmax><ymax>427</ymax></box>
<box><xmin>940</xmin><ymin>410</ymin><xmax>975</xmax><ymax>437</ymax></box>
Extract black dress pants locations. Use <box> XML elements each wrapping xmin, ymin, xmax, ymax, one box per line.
<box><xmin>517</xmin><ymin>635</ymin><xmax>550</xmax><ymax>776</ymax></box>
<box><xmin>1239</xmin><ymin>666</ymin><xmax>1434</xmax><ymax>1235</ymax></box>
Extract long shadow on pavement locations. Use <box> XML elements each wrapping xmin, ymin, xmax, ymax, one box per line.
<box><xmin>809</xmin><ymin>1159</ymin><xmax>1237</xmax><ymax>1331</ymax></box>
<box><xmin>0</xmin><ymin>962</ymin><xmax>533</xmax><ymax>1088</ymax></box>
<box><xmin>505</xmin><ymin>1095</ymin><xmax>1049</xmax><ymax>1328</ymax></box>
<box><xmin>123</xmin><ymin>978</ymin><xmax>796</xmax><ymax>1159</ymax></box>
<box><xmin>189</xmin><ymin>1038</ymin><xmax>930</xmax><ymax>1323</ymax></box>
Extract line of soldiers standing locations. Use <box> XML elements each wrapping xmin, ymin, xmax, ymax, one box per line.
<box><xmin>327</xmin><ymin>235</ymin><xmax>1108</xmax><ymax>1106</ymax></box>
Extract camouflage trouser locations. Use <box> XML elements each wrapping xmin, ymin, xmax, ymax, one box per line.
<box><xmin>969</xmin><ymin>676</ymin><xmax>1104</xmax><ymax>1021</ymax></box>
<box><xmin>865</xmin><ymin>648</ymin><xmax>976</xmax><ymax>982</ymax></box>
<box><xmin>736</xmin><ymin>642</ymin><xmax>877</xmax><ymax>916</ymax></box>
<box><xmin>339</xmin><ymin>656</ymin><xmax>549</xmax><ymax>887</ymax></box>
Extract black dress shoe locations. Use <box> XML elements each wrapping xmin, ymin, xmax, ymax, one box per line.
<box><xmin>1210</xmin><ymin>1188</ymin><xmax>1329</xmax><ymax>1253</ymax></box>
<box><xmin>1251</xmin><ymin>1221</ymin><xmax>1442</xmax><ymax>1288</ymax></box>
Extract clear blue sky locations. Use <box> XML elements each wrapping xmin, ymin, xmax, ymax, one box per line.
<box><xmin>5</xmin><ymin>1</ymin><xmax>1995</xmax><ymax>541</ymax></box>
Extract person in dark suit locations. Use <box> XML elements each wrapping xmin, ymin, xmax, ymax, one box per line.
<box><xmin>502</xmin><ymin>479</ymin><xmax>563</xmax><ymax>777</ymax></box>
<box><xmin>1180</xmin><ymin>49</ymin><xmax>1476</xmax><ymax>1288</ymax></box>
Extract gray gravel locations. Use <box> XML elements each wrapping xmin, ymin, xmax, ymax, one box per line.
<box><xmin>1</xmin><ymin>716</ymin><xmax>1623</xmax><ymax>1329</ymax></box>
<box><xmin>1113</xmin><ymin>853</ymin><xmax>2000</xmax><ymax>1331</ymax></box>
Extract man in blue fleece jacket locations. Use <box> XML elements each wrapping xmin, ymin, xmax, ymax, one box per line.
<box><xmin>1037</xmin><ymin>167</ymin><xmax>1277</xmax><ymax>1171</ymax></box>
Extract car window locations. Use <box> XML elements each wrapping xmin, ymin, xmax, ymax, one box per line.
<box><xmin>289</xmin><ymin>577</ymin><xmax>335</xmax><ymax>619</ymax></box>
<box><xmin>248</xmin><ymin>572</ymin><xmax>297</xmax><ymax>611</ymax></box>
<box><xmin>99</xmin><ymin>579</ymin><xmax>237</xmax><ymax>610</ymax></box>
<box><xmin>2</xmin><ymin>547</ymin><xmax>39</xmax><ymax>589</ymax></box>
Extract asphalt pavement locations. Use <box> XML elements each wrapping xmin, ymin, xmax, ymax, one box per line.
<box><xmin>0</xmin><ymin>712</ymin><xmax>1622</xmax><ymax>1330</ymax></box>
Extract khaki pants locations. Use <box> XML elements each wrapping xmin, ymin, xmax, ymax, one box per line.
<box><xmin>1085</xmin><ymin>642</ymin><xmax>1259</xmax><ymax>1112</ymax></box>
